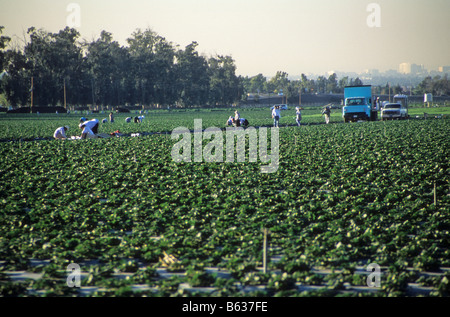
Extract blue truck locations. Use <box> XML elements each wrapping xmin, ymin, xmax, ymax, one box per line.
<box><xmin>342</xmin><ymin>85</ymin><xmax>378</xmax><ymax>122</ymax></box>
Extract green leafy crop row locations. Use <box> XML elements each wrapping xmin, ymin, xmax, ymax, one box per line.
<box><xmin>0</xmin><ymin>113</ymin><xmax>449</xmax><ymax>296</ymax></box>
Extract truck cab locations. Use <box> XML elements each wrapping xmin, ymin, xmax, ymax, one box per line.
<box><xmin>381</xmin><ymin>102</ymin><xmax>408</xmax><ymax>120</ymax></box>
<box><xmin>343</xmin><ymin>85</ymin><xmax>377</xmax><ymax>122</ymax></box>
<box><xmin>381</xmin><ymin>94</ymin><xmax>408</xmax><ymax>120</ymax></box>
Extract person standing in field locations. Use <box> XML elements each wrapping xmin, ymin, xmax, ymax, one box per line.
<box><xmin>53</xmin><ymin>126</ymin><xmax>69</xmax><ymax>140</ymax></box>
<box><xmin>272</xmin><ymin>105</ymin><xmax>281</xmax><ymax>127</ymax></box>
<box><xmin>109</xmin><ymin>112</ymin><xmax>114</xmax><ymax>123</ymax></box>
<box><xmin>322</xmin><ymin>105</ymin><xmax>331</xmax><ymax>124</ymax></box>
<box><xmin>234</xmin><ymin>110</ymin><xmax>240</xmax><ymax>122</ymax></box>
<box><xmin>295</xmin><ymin>107</ymin><xmax>303</xmax><ymax>126</ymax></box>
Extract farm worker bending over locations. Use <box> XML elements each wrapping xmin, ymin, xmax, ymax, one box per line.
<box><xmin>226</xmin><ymin>116</ymin><xmax>233</xmax><ymax>126</ymax></box>
<box><xmin>272</xmin><ymin>105</ymin><xmax>281</xmax><ymax>127</ymax></box>
<box><xmin>79</xmin><ymin>118</ymin><xmax>99</xmax><ymax>139</ymax></box>
<box><xmin>53</xmin><ymin>126</ymin><xmax>69</xmax><ymax>140</ymax></box>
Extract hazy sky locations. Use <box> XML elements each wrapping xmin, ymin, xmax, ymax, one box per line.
<box><xmin>1</xmin><ymin>0</ymin><xmax>449</xmax><ymax>77</ymax></box>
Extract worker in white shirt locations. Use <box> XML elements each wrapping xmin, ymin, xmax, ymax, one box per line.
<box><xmin>234</xmin><ymin>110</ymin><xmax>240</xmax><ymax>121</ymax></box>
<box><xmin>53</xmin><ymin>126</ymin><xmax>69</xmax><ymax>140</ymax></box>
<box><xmin>79</xmin><ymin>118</ymin><xmax>99</xmax><ymax>139</ymax></box>
<box><xmin>272</xmin><ymin>105</ymin><xmax>281</xmax><ymax>127</ymax></box>
<box><xmin>296</xmin><ymin>107</ymin><xmax>303</xmax><ymax>126</ymax></box>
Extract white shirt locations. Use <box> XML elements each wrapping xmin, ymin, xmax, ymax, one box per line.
<box><xmin>53</xmin><ymin>127</ymin><xmax>67</xmax><ymax>139</ymax></box>
<box><xmin>272</xmin><ymin>108</ymin><xmax>281</xmax><ymax>118</ymax></box>
<box><xmin>79</xmin><ymin>119</ymin><xmax>99</xmax><ymax>134</ymax></box>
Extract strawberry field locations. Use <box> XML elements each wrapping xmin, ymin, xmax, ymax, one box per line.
<box><xmin>0</xmin><ymin>108</ymin><xmax>449</xmax><ymax>297</ymax></box>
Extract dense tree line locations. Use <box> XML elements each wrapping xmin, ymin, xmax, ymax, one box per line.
<box><xmin>0</xmin><ymin>26</ymin><xmax>242</xmax><ymax>109</ymax></box>
<box><xmin>0</xmin><ymin>26</ymin><xmax>387</xmax><ymax>109</ymax></box>
<box><xmin>241</xmin><ymin>72</ymin><xmax>365</xmax><ymax>103</ymax></box>
<box><xmin>242</xmin><ymin>72</ymin><xmax>449</xmax><ymax>103</ymax></box>
<box><xmin>413</xmin><ymin>75</ymin><xmax>450</xmax><ymax>96</ymax></box>
<box><xmin>2</xmin><ymin>26</ymin><xmax>447</xmax><ymax>109</ymax></box>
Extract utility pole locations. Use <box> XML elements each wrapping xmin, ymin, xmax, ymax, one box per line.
<box><xmin>64</xmin><ymin>78</ymin><xmax>67</xmax><ymax>110</ymax></box>
<box><xmin>91</xmin><ymin>79</ymin><xmax>95</xmax><ymax>112</ymax></box>
<box><xmin>30</xmin><ymin>77</ymin><xmax>34</xmax><ymax>113</ymax></box>
<box><xmin>262</xmin><ymin>228</ymin><xmax>268</xmax><ymax>274</ymax></box>
<box><xmin>299</xmin><ymin>87</ymin><xmax>302</xmax><ymax>106</ymax></box>
<box><xmin>388</xmin><ymin>83</ymin><xmax>391</xmax><ymax>103</ymax></box>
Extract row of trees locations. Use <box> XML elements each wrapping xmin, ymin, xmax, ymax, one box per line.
<box><xmin>0</xmin><ymin>26</ymin><xmax>242</xmax><ymax>108</ymax></box>
<box><xmin>2</xmin><ymin>26</ymin><xmax>448</xmax><ymax>109</ymax></box>
<box><xmin>241</xmin><ymin>72</ymin><xmax>365</xmax><ymax>103</ymax></box>
<box><xmin>242</xmin><ymin>72</ymin><xmax>450</xmax><ymax>103</ymax></box>
<box><xmin>413</xmin><ymin>75</ymin><xmax>450</xmax><ymax>96</ymax></box>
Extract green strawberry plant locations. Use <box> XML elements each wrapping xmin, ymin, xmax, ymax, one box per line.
<box><xmin>0</xmin><ymin>111</ymin><xmax>448</xmax><ymax>296</ymax></box>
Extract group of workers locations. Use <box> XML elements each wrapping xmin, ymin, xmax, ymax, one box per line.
<box><xmin>272</xmin><ymin>105</ymin><xmax>306</xmax><ymax>127</ymax></box>
<box><xmin>126</xmin><ymin>116</ymin><xmax>145</xmax><ymax>123</ymax></box>
<box><xmin>225</xmin><ymin>105</ymin><xmax>332</xmax><ymax>128</ymax></box>
<box><xmin>53</xmin><ymin>110</ymin><xmax>149</xmax><ymax>140</ymax></box>
<box><xmin>226</xmin><ymin>106</ymin><xmax>306</xmax><ymax>129</ymax></box>
<box><xmin>53</xmin><ymin>117</ymin><xmax>100</xmax><ymax>140</ymax></box>
<box><xmin>226</xmin><ymin>110</ymin><xmax>249</xmax><ymax>127</ymax></box>
<box><xmin>54</xmin><ymin>106</ymin><xmax>332</xmax><ymax>140</ymax></box>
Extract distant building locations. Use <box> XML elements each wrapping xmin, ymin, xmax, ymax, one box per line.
<box><xmin>399</xmin><ymin>63</ymin><xmax>410</xmax><ymax>74</ymax></box>
<box><xmin>399</xmin><ymin>63</ymin><xmax>425</xmax><ymax>75</ymax></box>
<box><xmin>438</xmin><ymin>66</ymin><xmax>450</xmax><ymax>73</ymax></box>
